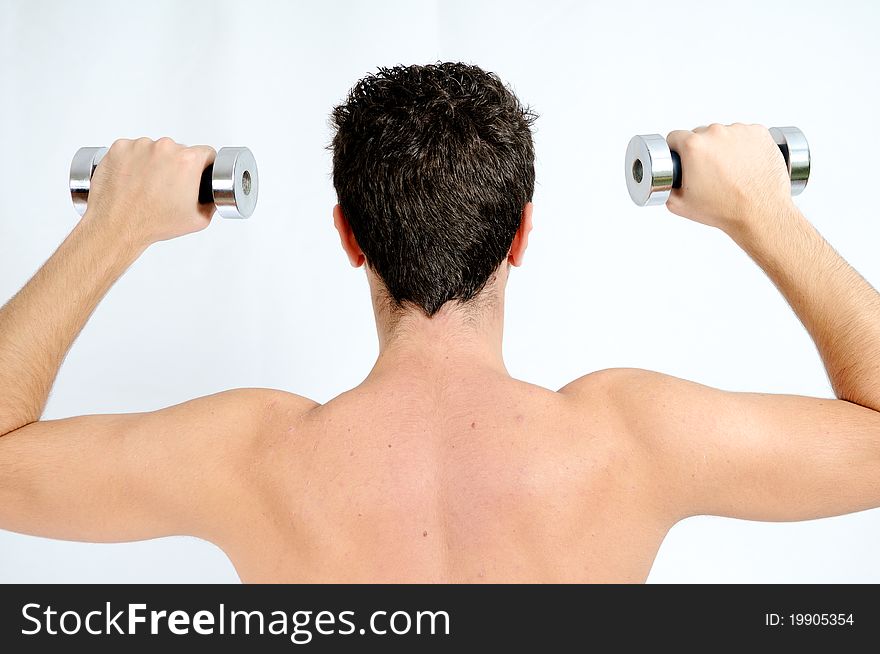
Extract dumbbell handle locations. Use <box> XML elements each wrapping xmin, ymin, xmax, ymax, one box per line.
<box><xmin>197</xmin><ymin>166</ymin><xmax>215</xmax><ymax>205</ymax></box>
<box><xmin>669</xmin><ymin>141</ymin><xmax>793</xmax><ymax>189</ymax></box>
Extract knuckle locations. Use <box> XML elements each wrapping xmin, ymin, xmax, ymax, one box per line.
<box><xmin>156</xmin><ymin>136</ymin><xmax>176</xmax><ymax>148</ymax></box>
<box><xmin>180</xmin><ymin>148</ymin><xmax>202</xmax><ymax>164</ymax></box>
<box><xmin>109</xmin><ymin>138</ymin><xmax>131</xmax><ymax>152</ymax></box>
<box><xmin>680</xmin><ymin>134</ymin><xmax>701</xmax><ymax>154</ymax></box>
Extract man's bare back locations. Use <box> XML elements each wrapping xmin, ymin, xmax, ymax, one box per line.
<box><xmin>230</xmin><ymin>367</ymin><xmax>662</xmax><ymax>583</ymax></box>
<box><xmin>1</xmin><ymin>78</ymin><xmax>880</xmax><ymax>583</ymax></box>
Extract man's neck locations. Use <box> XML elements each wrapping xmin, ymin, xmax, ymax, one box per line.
<box><xmin>368</xmin><ymin>289</ymin><xmax>508</xmax><ymax>381</ymax></box>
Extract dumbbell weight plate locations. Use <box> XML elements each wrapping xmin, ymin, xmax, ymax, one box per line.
<box><xmin>69</xmin><ymin>147</ymin><xmax>108</xmax><ymax>216</ymax></box>
<box><xmin>624</xmin><ymin>134</ymin><xmax>675</xmax><ymax>207</ymax></box>
<box><xmin>211</xmin><ymin>147</ymin><xmax>258</xmax><ymax>219</ymax></box>
<box><xmin>769</xmin><ymin>127</ymin><xmax>810</xmax><ymax>196</ymax></box>
<box><xmin>69</xmin><ymin>145</ymin><xmax>258</xmax><ymax>219</ymax></box>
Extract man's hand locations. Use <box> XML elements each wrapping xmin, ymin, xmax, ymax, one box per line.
<box><xmin>665</xmin><ymin>123</ymin><xmax>792</xmax><ymax>235</ymax></box>
<box><xmin>83</xmin><ymin>137</ymin><xmax>216</xmax><ymax>248</ymax></box>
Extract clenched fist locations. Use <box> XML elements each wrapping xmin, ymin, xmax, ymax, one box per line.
<box><xmin>83</xmin><ymin>138</ymin><xmax>216</xmax><ymax>248</ymax></box>
<box><xmin>665</xmin><ymin>123</ymin><xmax>793</xmax><ymax>235</ymax></box>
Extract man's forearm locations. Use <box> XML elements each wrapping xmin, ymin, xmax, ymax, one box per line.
<box><xmin>0</xmin><ymin>215</ymin><xmax>143</xmax><ymax>435</ymax></box>
<box><xmin>730</xmin><ymin>204</ymin><xmax>880</xmax><ymax>411</ymax></box>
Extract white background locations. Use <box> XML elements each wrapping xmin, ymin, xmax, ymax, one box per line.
<box><xmin>1</xmin><ymin>0</ymin><xmax>878</xmax><ymax>582</ymax></box>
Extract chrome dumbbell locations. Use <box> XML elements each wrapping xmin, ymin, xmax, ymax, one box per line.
<box><xmin>624</xmin><ymin>127</ymin><xmax>810</xmax><ymax>206</ymax></box>
<box><xmin>69</xmin><ymin>146</ymin><xmax>259</xmax><ymax>219</ymax></box>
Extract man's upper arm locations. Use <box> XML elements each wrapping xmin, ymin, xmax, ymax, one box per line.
<box><xmin>562</xmin><ymin>368</ymin><xmax>880</xmax><ymax>522</ymax></box>
<box><xmin>0</xmin><ymin>389</ymin><xmax>317</xmax><ymax>544</ymax></box>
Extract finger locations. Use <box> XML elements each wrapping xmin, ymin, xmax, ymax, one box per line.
<box><xmin>156</xmin><ymin>136</ymin><xmax>182</xmax><ymax>150</ymax></box>
<box><xmin>188</xmin><ymin>145</ymin><xmax>217</xmax><ymax>169</ymax></box>
<box><xmin>196</xmin><ymin>201</ymin><xmax>217</xmax><ymax>222</ymax></box>
<box><xmin>665</xmin><ymin>129</ymin><xmax>693</xmax><ymax>154</ymax></box>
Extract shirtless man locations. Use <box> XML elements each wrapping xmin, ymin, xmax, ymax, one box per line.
<box><xmin>1</xmin><ymin>63</ymin><xmax>878</xmax><ymax>583</ymax></box>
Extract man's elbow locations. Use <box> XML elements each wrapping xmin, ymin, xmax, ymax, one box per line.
<box><xmin>0</xmin><ymin>407</ymin><xmax>39</xmax><ymax>439</ymax></box>
<box><xmin>832</xmin><ymin>383</ymin><xmax>880</xmax><ymax>415</ymax></box>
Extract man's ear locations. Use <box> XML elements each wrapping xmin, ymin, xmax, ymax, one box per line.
<box><xmin>333</xmin><ymin>204</ymin><xmax>366</xmax><ymax>268</ymax></box>
<box><xmin>508</xmin><ymin>202</ymin><xmax>533</xmax><ymax>267</ymax></box>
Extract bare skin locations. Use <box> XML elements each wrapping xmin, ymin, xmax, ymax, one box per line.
<box><xmin>1</xmin><ymin>126</ymin><xmax>879</xmax><ymax>583</ymax></box>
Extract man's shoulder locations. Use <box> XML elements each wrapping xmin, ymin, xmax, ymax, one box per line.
<box><xmin>557</xmin><ymin>367</ymin><xmax>668</xmax><ymax>399</ymax></box>
<box><xmin>179</xmin><ymin>388</ymin><xmax>320</xmax><ymax>433</ymax></box>
<box><xmin>556</xmin><ymin>367</ymin><xmax>731</xmax><ymax>448</ymax></box>
<box><xmin>556</xmin><ymin>367</ymin><xmax>703</xmax><ymax>441</ymax></box>
<box><xmin>221</xmin><ymin>388</ymin><xmax>320</xmax><ymax>415</ymax></box>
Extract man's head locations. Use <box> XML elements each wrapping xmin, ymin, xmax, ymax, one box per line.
<box><xmin>330</xmin><ymin>62</ymin><xmax>536</xmax><ymax>317</ymax></box>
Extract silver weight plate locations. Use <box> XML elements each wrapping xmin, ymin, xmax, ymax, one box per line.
<box><xmin>769</xmin><ymin>126</ymin><xmax>810</xmax><ymax>196</ymax></box>
<box><xmin>69</xmin><ymin>146</ymin><xmax>108</xmax><ymax>216</ymax></box>
<box><xmin>625</xmin><ymin>134</ymin><xmax>674</xmax><ymax>206</ymax></box>
<box><xmin>212</xmin><ymin>147</ymin><xmax>258</xmax><ymax>219</ymax></box>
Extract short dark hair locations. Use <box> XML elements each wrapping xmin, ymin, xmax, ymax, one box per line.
<box><xmin>330</xmin><ymin>62</ymin><xmax>537</xmax><ymax>317</ymax></box>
